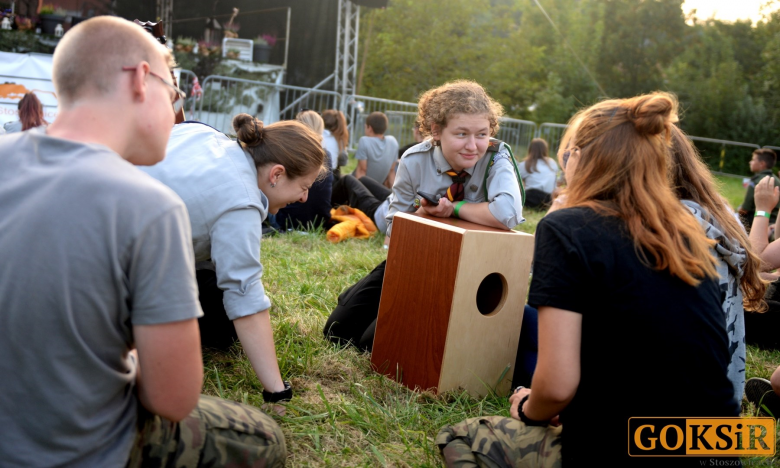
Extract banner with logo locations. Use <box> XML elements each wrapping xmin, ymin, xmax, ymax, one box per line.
<box><xmin>0</xmin><ymin>51</ymin><xmax>58</xmax><ymax>126</ymax></box>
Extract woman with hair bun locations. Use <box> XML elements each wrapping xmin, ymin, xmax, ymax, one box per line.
<box><xmin>141</xmin><ymin>115</ymin><xmax>326</xmax><ymax>403</ymax></box>
<box><xmin>437</xmin><ymin>92</ymin><xmax>739</xmax><ymax>467</ymax></box>
<box><xmin>272</xmin><ymin>110</ymin><xmax>334</xmax><ymax>230</ymax></box>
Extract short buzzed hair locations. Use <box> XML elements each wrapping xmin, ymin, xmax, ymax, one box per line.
<box><xmin>365</xmin><ymin>112</ymin><xmax>388</xmax><ymax>135</ymax></box>
<box><xmin>52</xmin><ymin>16</ymin><xmax>173</xmax><ymax>106</ymax></box>
<box><xmin>754</xmin><ymin>148</ymin><xmax>777</xmax><ymax>169</ymax></box>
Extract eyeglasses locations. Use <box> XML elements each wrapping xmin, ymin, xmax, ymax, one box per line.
<box><xmin>561</xmin><ymin>147</ymin><xmax>579</xmax><ymax>169</ymax></box>
<box><xmin>121</xmin><ymin>66</ymin><xmax>186</xmax><ymax>113</ymax></box>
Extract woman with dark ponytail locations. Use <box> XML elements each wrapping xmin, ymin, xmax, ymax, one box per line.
<box><xmin>141</xmin><ymin>115</ymin><xmax>326</xmax><ymax>404</ymax></box>
<box><xmin>437</xmin><ymin>92</ymin><xmax>739</xmax><ymax>467</ymax></box>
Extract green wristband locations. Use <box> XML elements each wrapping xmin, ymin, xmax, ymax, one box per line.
<box><xmin>756</xmin><ymin>210</ymin><xmax>771</xmax><ymax>219</ymax></box>
<box><xmin>453</xmin><ymin>200</ymin><xmax>467</xmax><ymax>218</ymax></box>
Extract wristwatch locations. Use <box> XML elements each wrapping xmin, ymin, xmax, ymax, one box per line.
<box><xmin>262</xmin><ymin>380</ymin><xmax>293</xmax><ymax>403</ymax></box>
<box><xmin>517</xmin><ymin>394</ymin><xmax>550</xmax><ymax>427</ymax></box>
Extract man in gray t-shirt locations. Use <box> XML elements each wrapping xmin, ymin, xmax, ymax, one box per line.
<box><xmin>353</xmin><ymin>111</ymin><xmax>399</xmax><ymax>186</ymax></box>
<box><xmin>0</xmin><ymin>17</ymin><xmax>285</xmax><ymax>467</ymax></box>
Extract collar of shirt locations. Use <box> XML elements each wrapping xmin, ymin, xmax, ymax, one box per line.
<box><xmin>753</xmin><ymin>169</ymin><xmax>776</xmax><ymax>182</ymax></box>
<box><xmin>432</xmin><ymin>145</ymin><xmax>477</xmax><ymax>177</ymax></box>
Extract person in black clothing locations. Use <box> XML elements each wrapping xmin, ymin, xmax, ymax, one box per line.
<box><xmin>331</xmin><ymin>174</ymin><xmax>391</xmax><ymax>230</ymax></box>
<box><xmin>746</xmin><ymin>174</ymin><xmax>780</xmax><ymax>350</ymax></box>
<box><xmin>739</xmin><ymin>147</ymin><xmax>780</xmax><ymax>230</ymax></box>
<box><xmin>437</xmin><ymin>92</ymin><xmax>739</xmax><ymax>467</ymax></box>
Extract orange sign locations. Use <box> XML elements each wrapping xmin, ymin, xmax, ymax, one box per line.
<box><xmin>629</xmin><ymin>417</ymin><xmax>776</xmax><ymax>457</ymax></box>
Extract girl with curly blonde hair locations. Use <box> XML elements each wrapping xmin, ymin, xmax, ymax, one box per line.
<box><xmin>324</xmin><ymin>80</ymin><xmax>524</xmax><ymax>351</ymax></box>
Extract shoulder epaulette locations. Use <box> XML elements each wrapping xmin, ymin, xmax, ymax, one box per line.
<box><xmin>486</xmin><ymin>138</ymin><xmax>504</xmax><ymax>153</ymax></box>
<box><xmin>400</xmin><ymin>140</ymin><xmax>433</xmax><ymax>159</ymax></box>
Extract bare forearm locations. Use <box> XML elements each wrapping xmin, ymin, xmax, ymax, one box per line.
<box><xmin>750</xmin><ymin>218</ymin><xmax>770</xmax><ymax>260</ymax></box>
<box><xmin>354</xmin><ymin>160</ymin><xmax>367</xmax><ymax>179</ymax></box>
<box><xmin>458</xmin><ymin>202</ymin><xmax>508</xmax><ymax>230</ymax></box>
<box><xmin>384</xmin><ymin>168</ymin><xmax>396</xmax><ymax>189</ymax></box>
<box><xmin>133</xmin><ymin>320</ymin><xmax>203</xmax><ymax>421</ymax></box>
<box><xmin>233</xmin><ymin>310</ymin><xmax>285</xmax><ymax>393</ymax></box>
<box><xmin>523</xmin><ymin>381</ymin><xmax>574</xmax><ymax>421</ymax></box>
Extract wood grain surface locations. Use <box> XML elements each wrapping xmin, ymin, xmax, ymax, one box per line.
<box><xmin>371</xmin><ymin>213</ymin><xmax>463</xmax><ymax>391</ymax></box>
<box><xmin>438</xmin><ymin>228</ymin><xmax>534</xmax><ymax>397</ymax></box>
<box><xmin>371</xmin><ymin>212</ymin><xmax>535</xmax><ymax>396</ymax></box>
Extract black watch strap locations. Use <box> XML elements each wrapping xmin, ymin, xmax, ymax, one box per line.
<box><xmin>262</xmin><ymin>380</ymin><xmax>293</xmax><ymax>403</ymax></box>
<box><xmin>518</xmin><ymin>394</ymin><xmax>549</xmax><ymax>427</ymax></box>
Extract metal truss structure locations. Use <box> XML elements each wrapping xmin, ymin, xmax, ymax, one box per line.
<box><xmin>156</xmin><ymin>0</ymin><xmax>173</xmax><ymax>39</ymax></box>
<box><xmin>334</xmin><ymin>0</ymin><xmax>360</xmax><ymax>100</ymax></box>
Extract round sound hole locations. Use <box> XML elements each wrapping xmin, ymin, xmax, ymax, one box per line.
<box><xmin>476</xmin><ymin>272</ymin><xmax>507</xmax><ymax>316</ymax></box>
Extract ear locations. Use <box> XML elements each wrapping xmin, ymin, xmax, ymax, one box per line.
<box><xmin>128</xmin><ymin>61</ymin><xmax>151</xmax><ymax>103</ymax></box>
<box><xmin>430</xmin><ymin>123</ymin><xmax>441</xmax><ymax>141</ymax></box>
<box><xmin>269</xmin><ymin>164</ymin><xmax>286</xmax><ymax>183</ymax></box>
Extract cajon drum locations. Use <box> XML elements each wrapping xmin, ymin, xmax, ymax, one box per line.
<box><xmin>371</xmin><ymin>212</ymin><xmax>534</xmax><ymax>397</ymax></box>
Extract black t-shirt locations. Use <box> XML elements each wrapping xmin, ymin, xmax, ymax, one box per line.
<box><xmin>528</xmin><ymin>207</ymin><xmax>739</xmax><ymax>466</ymax></box>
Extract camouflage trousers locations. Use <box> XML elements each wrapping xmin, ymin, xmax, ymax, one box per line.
<box><xmin>126</xmin><ymin>395</ymin><xmax>287</xmax><ymax>468</ymax></box>
<box><xmin>436</xmin><ymin>416</ymin><xmax>562</xmax><ymax>468</ymax></box>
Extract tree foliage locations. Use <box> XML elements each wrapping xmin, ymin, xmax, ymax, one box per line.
<box><xmin>359</xmin><ymin>0</ymin><xmax>780</xmax><ymax>169</ymax></box>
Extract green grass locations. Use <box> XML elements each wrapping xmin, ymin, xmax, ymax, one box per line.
<box><xmin>715</xmin><ymin>173</ymin><xmax>749</xmax><ymax>210</ymax></box>
<box><xmin>199</xmin><ymin>173</ymin><xmax>780</xmax><ymax>466</ymax></box>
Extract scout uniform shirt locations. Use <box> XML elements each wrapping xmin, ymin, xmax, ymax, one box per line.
<box><xmin>385</xmin><ymin>138</ymin><xmax>524</xmax><ymax>237</ymax></box>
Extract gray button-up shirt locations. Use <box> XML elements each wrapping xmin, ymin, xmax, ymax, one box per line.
<box><xmin>385</xmin><ymin>139</ymin><xmax>524</xmax><ymax>237</ymax></box>
<box><xmin>140</xmin><ymin>122</ymin><xmax>272</xmax><ymax>320</ymax></box>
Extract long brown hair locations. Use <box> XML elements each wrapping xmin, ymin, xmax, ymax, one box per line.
<box><xmin>669</xmin><ymin>125</ymin><xmax>767</xmax><ymax>311</ymax></box>
<box><xmin>524</xmin><ymin>138</ymin><xmax>551</xmax><ymax>173</ymax></box>
<box><xmin>562</xmin><ymin>92</ymin><xmax>718</xmax><ymax>286</ymax></box>
<box><xmin>18</xmin><ymin>93</ymin><xmax>47</xmax><ymax>130</ymax></box>
<box><xmin>322</xmin><ymin>109</ymin><xmax>349</xmax><ymax>152</ymax></box>
<box><xmin>232</xmin><ymin>113</ymin><xmax>326</xmax><ymax>178</ymax></box>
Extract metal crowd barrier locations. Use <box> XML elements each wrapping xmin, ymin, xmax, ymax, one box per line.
<box><xmin>496</xmin><ymin>118</ymin><xmax>537</xmax><ymax>159</ymax></box>
<box><xmin>276</xmin><ymin>83</ymin><xmax>342</xmax><ymax>121</ymax></box>
<box><xmin>195</xmin><ymin>75</ymin><xmax>341</xmax><ymax>135</ymax></box>
<box><xmin>689</xmin><ymin>136</ymin><xmax>760</xmax><ymax>178</ymax></box>
<box><xmin>176</xmin><ymin>69</ymin><xmax>200</xmax><ymax>118</ymax></box>
<box><xmin>180</xmin><ymin>72</ymin><xmax>776</xmax><ymax>176</ymax></box>
<box><xmin>537</xmin><ymin>123</ymin><xmax>569</xmax><ymax>155</ymax></box>
<box><xmin>346</xmin><ymin>95</ymin><xmax>419</xmax><ymax>150</ymax></box>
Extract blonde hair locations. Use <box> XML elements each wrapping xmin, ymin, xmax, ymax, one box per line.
<box><xmin>416</xmin><ymin>80</ymin><xmax>504</xmax><ymax>140</ymax></box>
<box><xmin>561</xmin><ymin>91</ymin><xmax>718</xmax><ymax>286</ymax></box>
<box><xmin>52</xmin><ymin>16</ymin><xmax>173</xmax><ymax>106</ymax></box>
<box><xmin>233</xmin><ymin>113</ymin><xmax>326</xmax><ymax>179</ymax></box>
<box><xmin>669</xmin><ymin>125</ymin><xmax>767</xmax><ymax>311</ymax></box>
<box><xmin>296</xmin><ymin>110</ymin><xmax>325</xmax><ymax>138</ymax></box>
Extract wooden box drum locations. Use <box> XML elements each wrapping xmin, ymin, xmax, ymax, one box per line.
<box><xmin>371</xmin><ymin>212</ymin><xmax>534</xmax><ymax>397</ymax></box>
